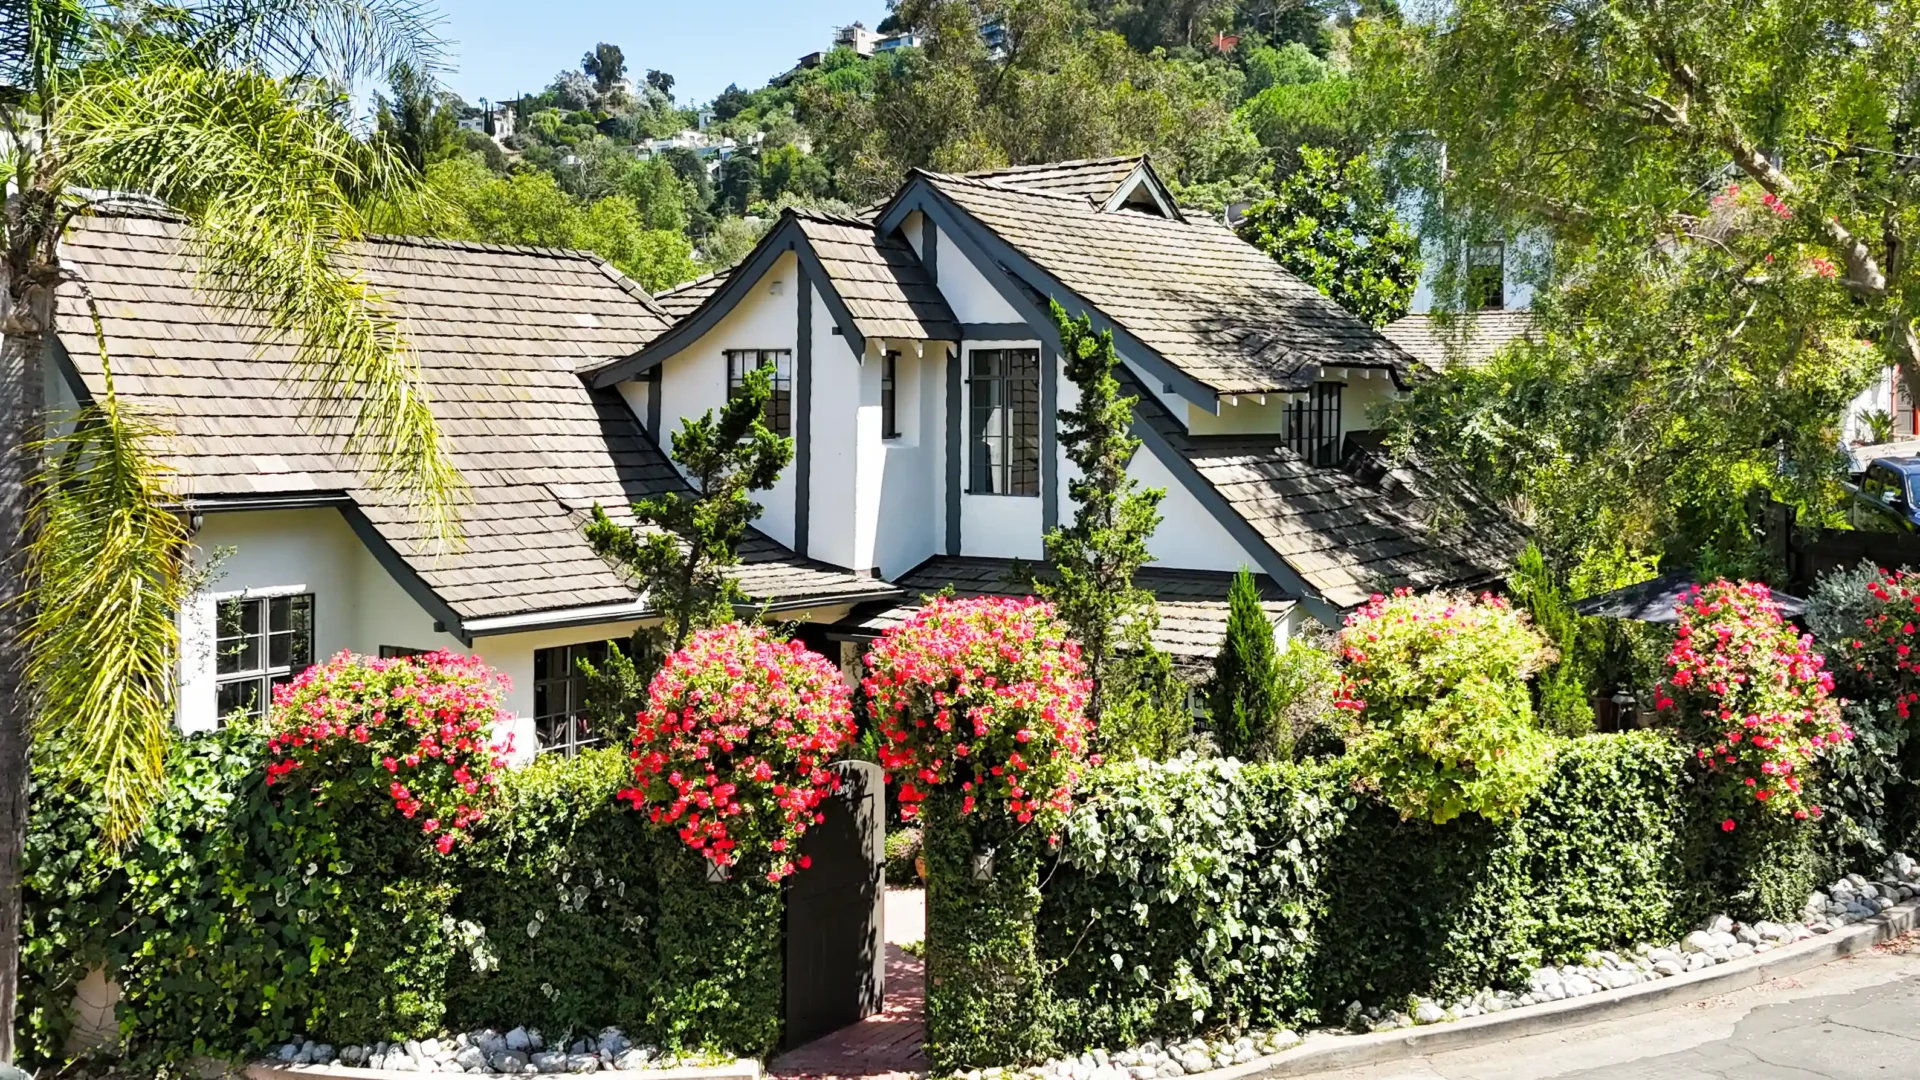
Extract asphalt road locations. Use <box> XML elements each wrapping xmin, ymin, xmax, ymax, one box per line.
<box><xmin>1295</xmin><ymin>938</ymin><xmax>1920</xmax><ymax>1080</ymax></box>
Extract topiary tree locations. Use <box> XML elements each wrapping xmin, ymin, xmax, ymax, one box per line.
<box><xmin>618</xmin><ymin>623</ymin><xmax>856</xmax><ymax>882</ymax></box>
<box><xmin>1207</xmin><ymin>568</ymin><xmax>1284</xmax><ymax>761</ymax></box>
<box><xmin>1335</xmin><ymin>589</ymin><xmax>1555</xmax><ymax>823</ymax></box>
<box><xmin>1508</xmin><ymin>543</ymin><xmax>1597</xmax><ymax>736</ymax></box>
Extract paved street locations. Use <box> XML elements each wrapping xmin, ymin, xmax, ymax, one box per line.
<box><xmin>1297</xmin><ymin>938</ymin><xmax>1920</xmax><ymax>1080</ymax></box>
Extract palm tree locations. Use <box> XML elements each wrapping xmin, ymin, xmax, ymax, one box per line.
<box><xmin>0</xmin><ymin>0</ymin><xmax>465</xmax><ymax>1060</ymax></box>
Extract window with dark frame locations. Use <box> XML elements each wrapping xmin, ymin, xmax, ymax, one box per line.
<box><xmin>1468</xmin><ymin>241</ymin><xmax>1506</xmax><ymax>310</ymax></box>
<box><xmin>532</xmin><ymin>640</ymin><xmax>621</xmax><ymax>756</ymax></box>
<box><xmin>1285</xmin><ymin>382</ymin><xmax>1343</xmax><ymax>467</ymax></box>
<box><xmin>379</xmin><ymin>645</ymin><xmax>431</xmax><ymax>660</ymax></box>
<box><xmin>215</xmin><ymin>593</ymin><xmax>314</xmax><ymax>722</ymax></box>
<box><xmin>725</xmin><ymin>349</ymin><xmax>793</xmax><ymax>436</ymax></box>
<box><xmin>967</xmin><ymin>347</ymin><xmax>1041</xmax><ymax>496</ymax></box>
<box><xmin>881</xmin><ymin>351</ymin><xmax>901</xmax><ymax>439</ymax></box>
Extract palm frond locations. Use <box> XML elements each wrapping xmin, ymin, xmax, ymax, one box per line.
<box><xmin>25</xmin><ymin>365</ymin><xmax>190</xmax><ymax>842</ymax></box>
<box><xmin>177</xmin><ymin>0</ymin><xmax>447</xmax><ymax>88</ymax></box>
<box><xmin>56</xmin><ymin>62</ymin><xmax>466</xmax><ymax>543</ymax></box>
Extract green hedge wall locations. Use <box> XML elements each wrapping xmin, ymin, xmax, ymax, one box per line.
<box><xmin>20</xmin><ymin>730</ymin><xmax>783</xmax><ymax>1071</ymax></box>
<box><xmin>997</xmin><ymin>732</ymin><xmax>1821</xmax><ymax>1055</ymax></box>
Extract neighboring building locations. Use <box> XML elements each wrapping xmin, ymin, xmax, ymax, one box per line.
<box><xmin>50</xmin><ymin>154</ymin><xmax>1522</xmax><ymax>747</ymax></box>
<box><xmin>874</xmin><ymin>33</ymin><xmax>922</xmax><ymax>54</ymax></box>
<box><xmin>834</xmin><ymin>22</ymin><xmax>883</xmax><ymax>56</ymax></box>
<box><xmin>1383</xmin><ymin>227</ymin><xmax>1544</xmax><ymax>370</ymax></box>
<box><xmin>637</xmin><ymin>129</ymin><xmax>739</xmax><ymax>161</ymax></box>
<box><xmin>456</xmin><ymin>101</ymin><xmax>516</xmax><ymax>141</ymax></box>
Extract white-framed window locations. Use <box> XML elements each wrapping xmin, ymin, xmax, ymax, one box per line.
<box><xmin>967</xmin><ymin>346</ymin><xmax>1041</xmax><ymax>496</ymax></box>
<box><xmin>532</xmin><ymin>640</ymin><xmax>619</xmax><ymax>756</ymax></box>
<box><xmin>725</xmin><ymin>348</ymin><xmax>793</xmax><ymax>436</ymax></box>
<box><xmin>215</xmin><ymin>593</ymin><xmax>314</xmax><ymax>721</ymax></box>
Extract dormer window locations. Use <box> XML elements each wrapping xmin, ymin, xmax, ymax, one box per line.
<box><xmin>881</xmin><ymin>351</ymin><xmax>901</xmax><ymax>440</ymax></box>
<box><xmin>1285</xmin><ymin>383</ymin><xmax>1342</xmax><ymax>467</ymax></box>
<box><xmin>726</xmin><ymin>349</ymin><xmax>793</xmax><ymax>436</ymax></box>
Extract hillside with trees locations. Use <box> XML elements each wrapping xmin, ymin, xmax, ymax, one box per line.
<box><xmin>373</xmin><ymin>0</ymin><xmax>1385</xmax><ymax>291</ymax></box>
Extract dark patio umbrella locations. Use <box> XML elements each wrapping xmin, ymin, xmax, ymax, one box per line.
<box><xmin>1571</xmin><ymin>571</ymin><xmax>1808</xmax><ymax>624</ymax></box>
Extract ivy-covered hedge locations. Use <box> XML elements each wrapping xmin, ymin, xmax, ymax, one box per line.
<box><xmin>992</xmin><ymin>732</ymin><xmax>1819</xmax><ymax>1053</ymax></box>
<box><xmin>19</xmin><ymin>728</ymin><xmax>783</xmax><ymax>1072</ymax></box>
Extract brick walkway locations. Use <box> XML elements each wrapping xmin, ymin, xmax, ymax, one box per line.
<box><xmin>771</xmin><ymin>889</ymin><xmax>928</xmax><ymax>1080</ymax></box>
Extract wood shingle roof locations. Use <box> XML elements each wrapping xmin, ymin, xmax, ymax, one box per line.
<box><xmin>53</xmin><ymin>212</ymin><xmax>896</xmax><ymax>629</ymax></box>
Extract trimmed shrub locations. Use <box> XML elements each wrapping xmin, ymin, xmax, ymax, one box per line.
<box><xmin>1207</xmin><ymin>568</ymin><xmax>1285</xmax><ymax>761</ymax></box>
<box><xmin>619</xmin><ymin>623</ymin><xmax>856</xmax><ymax>881</ymax></box>
<box><xmin>1336</xmin><ymin>590</ymin><xmax>1555</xmax><ymax>823</ymax></box>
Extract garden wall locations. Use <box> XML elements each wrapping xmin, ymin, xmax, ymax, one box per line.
<box><xmin>18</xmin><ymin>728</ymin><xmax>782</xmax><ymax>1072</ymax></box>
<box><xmin>930</xmin><ymin>732</ymin><xmax>1821</xmax><ymax>1062</ymax></box>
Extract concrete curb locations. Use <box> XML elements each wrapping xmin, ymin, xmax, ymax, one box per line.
<box><xmin>247</xmin><ymin>1061</ymin><xmax>763</xmax><ymax>1080</ymax></box>
<box><xmin>1200</xmin><ymin>898</ymin><xmax>1920</xmax><ymax>1079</ymax></box>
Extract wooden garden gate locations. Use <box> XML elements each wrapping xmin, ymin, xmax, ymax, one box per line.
<box><xmin>781</xmin><ymin>759</ymin><xmax>885</xmax><ymax>1050</ymax></box>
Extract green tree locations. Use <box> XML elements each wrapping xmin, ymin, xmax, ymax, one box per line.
<box><xmin>0</xmin><ymin>0</ymin><xmax>457</xmax><ymax>1060</ymax></box>
<box><xmin>583</xmin><ymin>42</ymin><xmax>626</xmax><ymax>97</ymax></box>
<box><xmin>375</xmin><ymin>61</ymin><xmax>462</xmax><ymax>172</ymax></box>
<box><xmin>714</xmin><ymin>154</ymin><xmax>761</xmax><ymax>216</ymax></box>
<box><xmin>1236</xmin><ymin>146</ymin><xmax>1420</xmax><ymax>326</ymax></box>
<box><xmin>1355</xmin><ymin>0</ymin><xmax>1920</xmax><ymax>404</ymax></box>
<box><xmin>584</xmin><ymin>366</ymin><xmax>793</xmax><ymax>650</ymax></box>
<box><xmin>1206</xmin><ymin>568</ymin><xmax>1284</xmax><ymax>760</ymax></box>
<box><xmin>1508</xmin><ymin>542</ymin><xmax>1596</xmax><ymax>736</ymax></box>
<box><xmin>1036</xmin><ymin>301</ymin><xmax>1169</xmax><ymax>754</ymax></box>
<box><xmin>1241</xmin><ymin>41</ymin><xmax>1327</xmax><ymax>97</ymax></box>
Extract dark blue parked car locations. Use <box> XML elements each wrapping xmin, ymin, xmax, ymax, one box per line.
<box><xmin>1852</xmin><ymin>457</ymin><xmax>1920</xmax><ymax>532</ymax></box>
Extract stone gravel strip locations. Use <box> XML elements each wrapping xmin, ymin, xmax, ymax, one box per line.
<box><xmin>246</xmin><ymin>1062</ymin><xmax>762</xmax><ymax>1080</ymax></box>
<box><xmin>1202</xmin><ymin>895</ymin><xmax>1920</xmax><ymax>1080</ymax></box>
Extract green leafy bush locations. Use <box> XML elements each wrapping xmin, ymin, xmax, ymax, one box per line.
<box><xmin>883</xmin><ymin>827</ymin><xmax>923</xmax><ymax>885</ymax></box>
<box><xmin>1509</xmin><ymin>543</ymin><xmax>1598</xmax><ymax>736</ymax></box>
<box><xmin>1335</xmin><ymin>590</ymin><xmax>1555</xmax><ymax>823</ymax></box>
<box><xmin>1808</xmin><ymin>563</ymin><xmax>1920</xmax><ymax>863</ymax></box>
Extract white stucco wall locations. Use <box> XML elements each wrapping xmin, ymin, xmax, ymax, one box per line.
<box><xmin>1409</xmin><ymin>227</ymin><xmax>1546</xmax><ymax>314</ymax></box>
<box><xmin>933</xmin><ymin>223</ymin><xmax>1023</xmax><ymax>324</ymax></box>
<box><xmin>874</xmin><ymin>342</ymin><xmax>945</xmax><ymax>578</ymax></box>
<box><xmin>1184</xmin><ymin>370</ymin><xmax>1398</xmax><ymax>438</ymax></box>
<box><xmin>1129</xmin><ymin>446</ymin><xmax>1257</xmax><ymax>572</ymax></box>
<box><xmin>655</xmin><ymin>250</ymin><xmax>802</xmax><ymax>549</ymax></box>
<box><xmin>804</xmin><ymin>287</ymin><xmax>872</xmax><ymax>571</ymax></box>
<box><xmin>616</xmin><ymin>377</ymin><xmax>653</xmax><ymax>434</ymax></box>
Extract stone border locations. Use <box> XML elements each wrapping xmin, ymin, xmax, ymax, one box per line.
<box><xmin>1188</xmin><ymin>896</ymin><xmax>1920</xmax><ymax>1080</ymax></box>
<box><xmin>247</xmin><ymin>1061</ymin><xmax>763</xmax><ymax>1080</ymax></box>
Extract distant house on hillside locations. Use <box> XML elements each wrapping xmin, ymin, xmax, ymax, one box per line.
<box><xmin>48</xmin><ymin>155</ymin><xmax>1523</xmax><ymax>752</ymax></box>
<box><xmin>1383</xmin><ymin>228</ymin><xmax>1542</xmax><ymax>370</ymax></box>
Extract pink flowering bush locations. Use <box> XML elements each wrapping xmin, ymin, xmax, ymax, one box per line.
<box><xmin>862</xmin><ymin>596</ymin><xmax>1092</xmax><ymax>830</ymax></box>
<box><xmin>617</xmin><ymin>624</ymin><xmax>857</xmax><ymax>882</ymax></box>
<box><xmin>266</xmin><ymin>650</ymin><xmax>511</xmax><ymax>854</ymax></box>
<box><xmin>1829</xmin><ymin>568</ymin><xmax>1920</xmax><ymax>722</ymax></box>
<box><xmin>1335</xmin><ymin>589</ymin><xmax>1555</xmax><ymax>824</ymax></box>
<box><xmin>1655</xmin><ymin>581</ymin><xmax>1848</xmax><ymax>830</ymax></box>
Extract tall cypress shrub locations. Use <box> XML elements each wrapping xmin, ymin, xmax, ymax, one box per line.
<box><xmin>1208</xmin><ymin>569</ymin><xmax>1284</xmax><ymax>760</ymax></box>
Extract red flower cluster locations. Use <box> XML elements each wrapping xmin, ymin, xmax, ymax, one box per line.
<box><xmin>266</xmin><ymin>650</ymin><xmax>511</xmax><ymax>854</ymax></box>
<box><xmin>1834</xmin><ymin>568</ymin><xmax>1920</xmax><ymax>721</ymax></box>
<box><xmin>616</xmin><ymin>624</ymin><xmax>856</xmax><ymax>883</ymax></box>
<box><xmin>1656</xmin><ymin>581</ymin><xmax>1848</xmax><ymax>830</ymax></box>
<box><xmin>862</xmin><ymin>596</ymin><xmax>1092</xmax><ymax>830</ymax></box>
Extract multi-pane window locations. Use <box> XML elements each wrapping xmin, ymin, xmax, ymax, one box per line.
<box><xmin>967</xmin><ymin>347</ymin><xmax>1041</xmax><ymax>496</ymax></box>
<box><xmin>881</xmin><ymin>351</ymin><xmax>901</xmax><ymax>440</ymax></box>
<box><xmin>379</xmin><ymin>645</ymin><xmax>431</xmax><ymax>660</ymax></box>
<box><xmin>725</xmin><ymin>349</ymin><xmax>793</xmax><ymax>436</ymax></box>
<box><xmin>1468</xmin><ymin>241</ymin><xmax>1506</xmax><ymax>310</ymax></box>
<box><xmin>1285</xmin><ymin>382</ymin><xmax>1343</xmax><ymax>467</ymax></box>
<box><xmin>215</xmin><ymin>593</ymin><xmax>314</xmax><ymax>721</ymax></box>
<box><xmin>532</xmin><ymin>641</ymin><xmax>616</xmax><ymax>756</ymax></box>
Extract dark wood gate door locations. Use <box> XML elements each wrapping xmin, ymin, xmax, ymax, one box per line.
<box><xmin>782</xmin><ymin>759</ymin><xmax>886</xmax><ymax>1050</ymax></box>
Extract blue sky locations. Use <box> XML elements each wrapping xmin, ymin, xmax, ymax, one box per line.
<box><xmin>428</xmin><ymin>0</ymin><xmax>893</xmax><ymax>108</ymax></box>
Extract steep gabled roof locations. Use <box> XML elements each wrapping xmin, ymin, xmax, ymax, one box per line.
<box><xmin>1117</xmin><ymin>366</ymin><xmax>1526</xmax><ymax>610</ymax></box>
<box><xmin>53</xmin><ymin>213</ymin><xmax>897</xmax><ymax>636</ymax></box>
<box><xmin>826</xmin><ymin>555</ymin><xmax>1296</xmax><ymax>660</ymax></box>
<box><xmin>1382</xmin><ymin>310</ymin><xmax>1537</xmax><ymax>370</ymax></box>
<box><xmin>891</xmin><ymin>170</ymin><xmax>1414</xmax><ymax>398</ymax></box>
<box><xmin>959</xmin><ymin>156</ymin><xmax>1145</xmax><ymax>201</ymax></box>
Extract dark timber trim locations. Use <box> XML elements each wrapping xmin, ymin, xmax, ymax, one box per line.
<box><xmin>945</xmin><ymin>344</ymin><xmax>961</xmax><ymax>555</ymax></box>
<box><xmin>923</xmin><ymin>218</ymin><xmax>939</xmax><ymax>283</ymax></box>
<box><xmin>960</xmin><ymin>322</ymin><xmax>1032</xmax><ymax>340</ymax></box>
<box><xmin>1041</xmin><ymin>340</ymin><xmax>1059</xmax><ymax>533</ymax></box>
<box><xmin>793</xmin><ymin>242</ymin><xmax>866</xmax><ymax>359</ymax></box>
<box><xmin>795</xmin><ymin>267</ymin><xmax>813</xmax><ymax>556</ymax></box>
<box><xmin>335</xmin><ymin>505</ymin><xmax>473</xmax><ymax>645</ymax></box>
<box><xmin>184</xmin><ymin>492</ymin><xmax>354</xmax><ymax>514</ymax></box>
<box><xmin>876</xmin><ymin>177</ymin><xmax>1221</xmax><ymax>413</ymax></box>
<box><xmin>1126</xmin><ymin>415</ymin><xmax>1337</xmax><ymax>626</ymax></box>
<box><xmin>645</xmin><ymin>365</ymin><xmax>662</xmax><ymax>436</ymax></box>
<box><xmin>589</xmin><ymin>214</ymin><xmax>864</xmax><ymax>387</ymax></box>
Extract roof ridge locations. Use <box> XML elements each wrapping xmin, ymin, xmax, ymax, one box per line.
<box><xmin>961</xmin><ymin>155</ymin><xmax>1142</xmax><ymax>178</ymax></box>
<box><xmin>914</xmin><ymin>168</ymin><xmax>1098</xmax><ymax>205</ymax></box>
<box><xmin>358</xmin><ymin>231</ymin><xmax>608</xmax><ymax>263</ymax></box>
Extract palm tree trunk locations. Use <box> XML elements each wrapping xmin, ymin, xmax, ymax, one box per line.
<box><xmin>0</xmin><ymin>315</ymin><xmax>48</xmax><ymax>1065</ymax></box>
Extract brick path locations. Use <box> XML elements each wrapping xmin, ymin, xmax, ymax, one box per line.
<box><xmin>771</xmin><ymin>888</ymin><xmax>928</xmax><ymax>1080</ymax></box>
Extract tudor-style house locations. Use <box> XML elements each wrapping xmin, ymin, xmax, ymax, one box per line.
<box><xmin>49</xmin><ymin>155</ymin><xmax>1521</xmax><ymax>754</ymax></box>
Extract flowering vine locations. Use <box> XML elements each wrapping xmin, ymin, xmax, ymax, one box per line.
<box><xmin>267</xmin><ymin>650</ymin><xmax>511</xmax><ymax>854</ymax></box>
<box><xmin>862</xmin><ymin>596</ymin><xmax>1092</xmax><ymax>831</ymax></box>
<box><xmin>1335</xmin><ymin>588</ymin><xmax>1555</xmax><ymax>824</ymax></box>
<box><xmin>618</xmin><ymin>623</ymin><xmax>856</xmax><ymax>882</ymax></box>
<box><xmin>1656</xmin><ymin>580</ymin><xmax>1849</xmax><ymax>829</ymax></box>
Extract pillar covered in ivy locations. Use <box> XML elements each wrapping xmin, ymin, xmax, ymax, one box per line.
<box><xmin>861</xmin><ymin>596</ymin><xmax>1094</xmax><ymax>1071</ymax></box>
